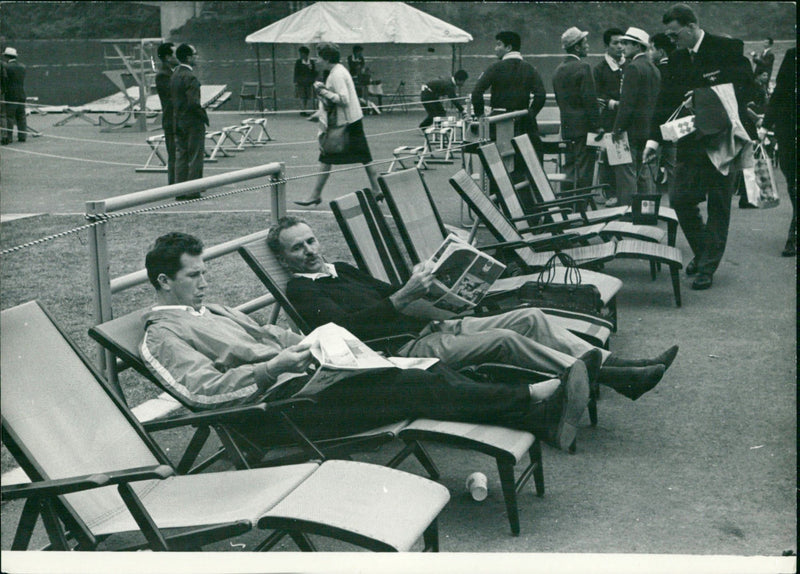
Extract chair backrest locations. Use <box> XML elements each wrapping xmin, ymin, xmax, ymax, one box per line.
<box><xmin>330</xmin><ymin>190</ymin><xmax>408</xmax><ymax>285</ymax></box>
<box><xmin>378</xmin><ymin>168</ymin><xmax>448</xmax><ymax>264</ymax></box>
<box><xmin>88</xmin><ymin>309</ymin><xmax>154</xmax><ymax>384</ymax></box>
<box><xmin>511</xmin><ymin>134</ymin><xmax>562</xmax><ymax>206</ymax></box>
<box><xmin>1</xmin><ymin>301</ymin><xmax>168</xmax><ymax>539</ymax></box>
<box><xmin>476</xmin><ymin>142</ymin><xmax>535</xmax><ymax>223</ymax></box>
<box><xmin>238</xmin><ymin>238</ymin><xmax>310</xmax><ymax>334</ymax></box>
<box><xmin>448</xmin><ymin>170</ymin><xmax>547</xmax><ymax>269</ymax></box>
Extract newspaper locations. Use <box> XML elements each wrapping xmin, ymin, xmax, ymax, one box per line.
<box><xmin>403</xmin><ymin>234</ymin><xmax>506</xmax><ymax>319</ymax></box>
<box><xmin>586</xmin><ymin>131</ymin><xmax>633</xmax><ymax>165</ymax></box>
<box><xmin>265</xmin><ymin>323</ymin><xmax>439</xmax><ymax>398</ymax></box>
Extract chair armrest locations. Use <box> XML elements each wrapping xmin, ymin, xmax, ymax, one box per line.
<box><xmin>1</xmin><ymin>465</ymin><xmax>175</xmax><ymax>501</ymax></box>
<box><xmin>480</xmin><ymin>232</ymin><xmax>580</xmax><ymax>253</ymax></box>
<box><xmin>554</xmin><ymin>183</ymin><xmax>608</xmax><ymax>196</ymax></box>
<box><xmin>143</xmin><ymin>398</ymin><xmax>316</xmax><ymax>432</ymax></box>
<box><xmin>509</xmin><ymin>208</ymin><xmax>573</xmax><ymax>224</ymax></box>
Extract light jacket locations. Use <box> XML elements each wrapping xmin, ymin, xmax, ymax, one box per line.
<box><xmin>316</xmin><ymin>63</ymin><xmax>363</xmax><ymax>128</ymax></box>
<box><xmin>140</xmin><ymin>304</ymin><xmax>302</xmax><ymax>410</ymax></box>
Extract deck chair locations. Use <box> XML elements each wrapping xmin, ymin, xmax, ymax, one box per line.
<box><xmin>450</xmin><ymin>169</ymin><xmax>684</xmax><ymax>307</ymax></box>
<box><xmin>1</xmin><ymin>301</ymin><xmax>449</xmax><ymax>552</ymax></box>
<box><xmin>480</xmin><ymin>140</ymin><xmax>668</xmax><ymax>245</ymax></box>
<box><xmin>377</xmin><ymin>168</ymin><xmax>622</xmax><ymax>334</ymax></box>
<box><xmin>512</xmin><ymin>134</ymin><xmax>679</xmax><ymax>247</ymax></box>
<box><xmin>239</xmin><ymin>237</ymin><xmax>547</xmax><ymax>536</ymax></box>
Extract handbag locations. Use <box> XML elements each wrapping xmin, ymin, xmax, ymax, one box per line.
<box><xmin>660</xmin><ymin>100</ymin><xmax>696</xmax><ymax>142</ymax></box>
<box><xmin>516</xmin><ymin>253</ymin><xmax>604</xmax><ymax>316</ymax></box>
<box><xmin>319</xmin><ymin>107</ymin><xmax>349</xmax><ymax>155</ymax></box>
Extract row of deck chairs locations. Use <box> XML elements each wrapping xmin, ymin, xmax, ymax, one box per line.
<box><xmin>136</xmin><ymin>117</ymin><xmax>272</xmax><ymax>173</ymax></box>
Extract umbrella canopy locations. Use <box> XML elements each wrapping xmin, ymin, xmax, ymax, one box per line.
<box><xmin>245</xmin><ymin>1</ymin><xmax>473</xmax><ymax>45</ymax></box>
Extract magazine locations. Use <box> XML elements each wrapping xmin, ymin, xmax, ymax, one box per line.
<box><xmin>265</xmin><ymin>323</ymin><xmax>439</xmax><ymax>398</ymax></box>
<box><xmin>586</xmin><ymin>131</ymin><xmax>633</xmax><ymax>166</ymax></box>
<box><xmin>403</xmin><ymin>234</ymin><xmax>507</xmax><ymax>319</ymax></box>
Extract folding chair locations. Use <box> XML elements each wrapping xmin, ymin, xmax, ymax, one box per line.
<box><xmin>386</xmin><ymin>144</ymin><xmax>428</xmax><ymax>173</ymax></box>
<box><xmin>450</xmin><ymin>169</ymin><xmax>684</xmax><ymax>307</ymax></box>
<box><xmin>241</xmin><ymin>117</ymin><xmax>272</xmax><ymax>145</ymax></box>
<box><xmin>512</xmin><ymin>134</ymin><xmax>679</xmax><ymax>247</ymax></box>
<box><xmin>239</xmin><ymin>237</ymin><xmax>547</xmax><ymax>536</ymax></box>
<box><xmin>135</xmin><ymin>134</ymin><xmax>168</xmax><ymax>173</ymax></box>
<box><xmin>2</xmin><ymin>301</ymin><xmax>450</xmax><ymax>552</ymax></box>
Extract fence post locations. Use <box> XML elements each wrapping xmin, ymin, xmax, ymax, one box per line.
<box><xmin>85</xmin><ymin>199</ymin><xmax>123</xmax><ymax>400</ymax></box>
<box><xmin>270</xmin><ymin>162</ymin><xmax>287</xmax><ymax>223</ymax></box>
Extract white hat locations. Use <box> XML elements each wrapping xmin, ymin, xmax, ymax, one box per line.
<box><xmin>620</xmin><ymin>27</ymin><xmax>650</xmax><ymax>47</ymax></box>
<box><xmin>561</xmin><ymin>27</ymin><xmax>589</xmax><ymax>50</ymax></box>
<box><xmin>3</xmin><ymin>47</ymin><xmax>17</xmax><ymax>57</ymax></box>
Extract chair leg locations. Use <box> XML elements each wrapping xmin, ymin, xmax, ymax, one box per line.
<box><xmin>497</xmin><ymin>460</ymin><xmax>521</xmax><ymax>536</ymax></box>
<box><xmin>530</xmin><ymin>440</ymin><xmax>545</xmax><ymax>497</ymax></box>
<box><xmin>588</xmin><ymin>395</ymin><xmax>598</xmax><ymax>427</ymax></box>
<box><xmin>649</xmin><ymin>260</ymin><xmax>657</xmax><ymax>281</ymax></box>
<box><xmin>671</xmin><ymin>265</ymin><xmax>682</xmax><ymax>307</ymax></box>
<box><xmin>289</xmin><ymin>531</ymin><xmax>317</xmax><ymax>551</ymax></box>
<box><xmin>423</xmin><ymin>519</ymin><xmax>440</xmax><ymax>551</ymax></box>
<box><xmin>176</xmin><ymin>426</ymin><xmax>212</xmax><ymax>473</ymax></box>
<box><xmin>390</xmin><ymin>440</ymin><xmax>440</xmax><ymax>480</ymax></box>
<box><xmin>12</xmin><ymin>499</ymin><xmax>43</xmax><ymax>550</ymax></box>
<box><xmin>253</xmin><ymin>530</ymin><xmax>289</xmax><ymax>552</ymax></box>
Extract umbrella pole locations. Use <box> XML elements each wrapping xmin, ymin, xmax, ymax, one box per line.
<box><xmin>451</xmin><ymin>44</ymin><xmax>456</xmax><ymax>75</ymax></box>
<box><xmin>272</xmin><ymin>44</ymin><xmax>278</xmax><ymax>111</ymax></box>
<box><xmin>255</xmin><ymin>44</ymin><xmax>264</xmax><ymax>113</ymax></box>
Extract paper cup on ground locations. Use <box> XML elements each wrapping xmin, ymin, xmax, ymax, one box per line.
<box><xmin>466</xmin><ymin>471</ymin><xmax>488</xmax><ymax>501</ymax></box>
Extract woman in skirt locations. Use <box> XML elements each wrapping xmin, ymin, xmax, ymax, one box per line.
<box><xmin>295</xmin><ymin>42</ymin><xmax>380</xmax><ymax>206</ymax></box>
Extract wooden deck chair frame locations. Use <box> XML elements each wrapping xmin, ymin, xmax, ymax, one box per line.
<box><xmin>238</xmin><ymin>237</ymin><xmax>548</xmax><ymax>536</ymax></box>
<box><xmin>135</xmin><ymin>134</ymin><xmax>168</xmax><ymax>173</ymax></box>
<box><xmin>3</xmin><ymin>301</ymin><xmax>449</xmax><ymax>552</ymax></box>
<box><xmin>512</xmin><ymin>134</ymin><xmax>679</xmax><ymax>247</ymax></box>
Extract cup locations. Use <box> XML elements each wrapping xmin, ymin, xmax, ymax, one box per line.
<box><xmin>465</xmin><ymin>471</ymin><xmax>488</xmax><ymax>501</ymax></box>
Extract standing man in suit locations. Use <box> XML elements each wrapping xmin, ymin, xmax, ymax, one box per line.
<box><xmin>171</xmin><ymin>44</ymin><xmax>209</xmax><ymax>195</ymax></box>
<box><xmin>155</xmin><ymin>42</ymin><xmax>178</xmax><ymax>185</ymax></box>
<box><xmin>750</xmin><ymin>37</ymin><xmax>775</xmax><ymax>80</ymax></box>
<box><xmin>644</xmin><ymin>4</ymin><xmax>755</xmax><ymax>291</ymax></box>
<box><xmin>472</xmin><ymin>31</ymin><xmax>547</xmax><ymax>162</ymax></box>
<box><xmin>553</xmin><ymin>27</ymin><xmax>602</xmax><ymax>190</ymax></box>
<box><xmin>1</xmin><ymin>47</ymin><xmax>26</xmax><ymax>145</ymax></box>
<box><xmin>593</xmin><ymin>28</ymin><xmax>626</xmax><ymax>206</ymax></box>
<box><xmin>611</xmin><ymin>27</ymin><xmax>661</xmax><ymax>205</ymax></box>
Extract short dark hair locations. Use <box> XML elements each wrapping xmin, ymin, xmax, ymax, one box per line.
<box><xmin>662</xmin><ymin>4</ymin><xmax>698</xmax><ymax>26</ymax></box>
<box><xmin>175</xmin><ymin>43</ymin><xmax>196</xmax><ymax>63</ymax></box>
<box><xmin>317</xmin><ymin>42</ymin><xmax>341</xmax><ymax>64</ymax></box>
<box><xmin>146</xmin><ymin>232</ymin><xmax>204</xmax><ymax>290</ymax></box>
<box><xmin>299</xmin><ymin>45</ymin><xmax>310</xmax><ymax>55</ymax></box>
<box><xmin>651</xmin><ymin>32</ymin><xmax>676</xmax><ymax>54</ymax></box>
<box><xmin>453</xmin><ymin>69</ymin><xmax>468</xmax><ymax>83</ymax></box>
<box><xmin>495</xmin><ymin>31</ymin><xmax>521</xmax><ymax>52</ymax></box>
<box><xmin>267</xmin><ymin>216</ymin><xmax>308</xmax><ymax>257</ymax></box>
<box><xmin>353</xmin><ymin>45</ymin><xmax>363</xmax><ymax>53</ymax></box>
<box><xmin>157</xmin><ymin>42</ymin><xmax>175</xmax><ymax>61</ymax></box>
<box><xmin>603</xmin><ymin>28</ymin><xmax>625</xmax><ymax>46</ymax></box>
<box><xmin>765</xmin><ymin>37</ymin><xmax>774</xmax><ymax>45</ymax></box>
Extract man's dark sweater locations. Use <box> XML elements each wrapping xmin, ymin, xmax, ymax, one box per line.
<box><xmin>286</xmin><ymin>262</ymin><xmax>429</xmax><ymax>341</ymax></box>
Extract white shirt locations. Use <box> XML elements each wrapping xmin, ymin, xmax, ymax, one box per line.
<box><xmin>294</xmin><ymin>263</ymin><xmax>338</xmax><ymax>281</ymax></box>
<box><xmin>689</xmin><ymin>30</ymin><xmax>706</xmax><ymax>55</ymax></box>
<box><xmin>604</xmin><ymin>53</ymin><xmax>625</xmax><ymax>71</ymax></box>
<box><xmin>502</xmin><ymin>51</ymin><xmax>524</xmax><ymax>61</ymax></box>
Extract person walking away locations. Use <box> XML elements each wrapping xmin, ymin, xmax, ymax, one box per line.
<box><xmin>171</xmin><ymin>44</ymin><xmax>209</xmax><ymax>197</ymax></box>
<box><xmin>553</xmin><ymin>27</ymin><xmax>603</xmax><ymax>190</ymax></box>
<box><xmin>1</xmin><ymin>47</ymin><xmax>26</xmax><ymax>145</ymax></box>
<box><xmin>419</xmin><ymin>70</ymin><xmax>468</xmax><ymax>128</ymax></box>
<box><xmin>294</xmin><ymin>46</ymin><xmax>317</xmax><ymax>116</ymax></box>
<box><xmin>593</xmin><ymin>28</ymin><xmax>626</xmax><ymax>205</ymax></box>
<box><xmin>644</xmin><ymin>4</ymin><xmax>757</xmax><ymax>291</ymax></box>
<box><xmin>611</xmin><ymin>27</ymin><xmax>661</xmax><ymax>205</ymax></box>
<box><xmin>155</xmin><ymin>43</ymin><xmax>179</xmax><ymax>185</ymax></box>
<box><xmin>763</xmin><ymin>46</ymin><xmax>796</xmax><ymax>256</ymax></box>
<box><xmin>294</xmin><ymin>43</ymin><xmax>380</xmax><ymax>206</ymax></box>
<box><xmin>471</xmin><ymin>31</ymin><xmax>547</xmax><ymax>163</ymax></box>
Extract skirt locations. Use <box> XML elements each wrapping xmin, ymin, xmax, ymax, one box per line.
<box><xmin>319</xmin><ymin>119</ymin><xmax>373</xmax><ymax>165</ymax></box>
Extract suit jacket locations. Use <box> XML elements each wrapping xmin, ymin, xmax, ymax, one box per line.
<box><xmin>553</xmin><ymin>56</ymin><xmax>600</xmax><ymax>140</ymax></box>
<box><xmin>763</xmin><ymin>47</ymin><xmax>795</xmax><ymax>148</ymax></box>
<box><xmin>471</xmin><ymin>55</ymin><xmax>546</xmax><ymax>133</ymax></box>
<box><xmin>753</xmin><ymin>48</ymin><xmax>774</xmax><ymax>77</ymax></box>
<box><xmin>293</xmin><ymin>58</ymin><xmax>316</xmax><ymax>86</ymax></box>
<box><xmin>593</xmin><ymin>57</ymin><xmax>623</xmax><ymax>131</ymax></box>
<box><xmin>170</xmin><ymin>64</ymin><xmax>209</xmax><ymax>130</ymax></box>
<box><xmin>1</xmin><ymin>59</ymin><xmax>26</xmax><ymax>102</ymax></box>
<box><xmin>155</xmin><ymin>63</ymin><xmax>174</xmax><ymax>133</ymax></box>
<box><xmin>650</xmin><ymin>32</ymin><xmax>755</xmax><ymax>159</ymax></box>
<box><xmin>613</xmin><ymin>53</ymin><xmax>661</xmax><ymax>148</ymax></box>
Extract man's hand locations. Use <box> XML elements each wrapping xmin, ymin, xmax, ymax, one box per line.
<box><xmin>266</xmin><ymin>343</ymin><xmax>314</xmax><ymax>377</ymax></box>
<box><xmin>389</xmin><ymin>261</ymin><xmax>434</xmax><ymax>311</ymax></box>
<box><xmin>597</xmin><ymin>98</ymin><xmax>607</xmax><ymax>111</ymax></box>
<box><xmin>593</xmin><ymin>129</ymin><xmax>606</xmax><ymax>142</ymax></box>
<box><xmin>607</xmin><ymin>99</ymin><xmax>618</xmax><ymax>111</ymax></box>
<box><xmin>643</xmin><ymin>140</ymin><xmax>659</xmax><ymax>163</ymax></box>
<box><xmin>611</xmin><ymin>130</ymin><xmax>624</xmax><ymax>144</ymax></box>
<box><xmin>682</xmin><ymin>91</ymin><xmax>694</xmax><ymax>112</ymax></box>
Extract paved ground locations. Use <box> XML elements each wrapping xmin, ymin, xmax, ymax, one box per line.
<box><xmin>0</xmin><ymin>111</ymin><xmax>796</xmax><ymax>572</ymax></box>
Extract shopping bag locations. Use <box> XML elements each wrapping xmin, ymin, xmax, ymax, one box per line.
<box><xmin>753</xmin><ymin>142</ymin><xmax>779</xmax><ymax>208</ymax></box>
<box><xmin>660</xmin><ymin>100</ymin><xmax>696</xmax><ymax>142</ymax></box>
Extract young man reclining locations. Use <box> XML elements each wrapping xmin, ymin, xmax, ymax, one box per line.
<box><xmin>269</xmin><ymin>217</ymin><xmax>679</xmax><ymax>403</ymax></box>
<box><xmin>139</xmin><ymin>232</ymin><xmax>591</xmax><ymax>451</ymax></box>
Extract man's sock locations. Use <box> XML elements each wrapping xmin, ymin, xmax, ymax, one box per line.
<box><xmin>529</xmin><ymin>378</ymin><xmax>561</xmax><ymax>401</ymax></box>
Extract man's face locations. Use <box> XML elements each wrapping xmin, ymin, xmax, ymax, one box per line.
<box><xmin>762</xmin><ymin>39</ymin><xmax>771</xmax><ymax>50</ymax></box>
<box><xmin>664</xmin><ymin>20</ymin><xmax>696</xmax><ymax>51</ymax></box>
<box><xmin>494</xmin><ymin>40</ymin><xmax>510</xmax><ymax>59</ymax></box>
<box><xmin>278</xmin><ymin>223</ymin><xmax>326</xmax><ymax>274</ymax></box>
<box><xmin>621</xmin><ymin>40</ymin><xmax>642</xmax><ymax>60</ymax></box>
<box><xmin>165</xmin><ymin>49</ymin><xmax>179</xmax><ymax>67</ymax></box>
<box><xmin>160</xmin><ymin>253</ymin><xmax>207</xmax><ymax>310</ymax></box>
<box><xmin>607</xmin><ymin>35</ymin><xmax>624</xmax><ymax>60</ymax></box>
<box><xmin>574</xmin><ymin>37</ymin><xmax>589</xmax><ymax>58</ymax></box>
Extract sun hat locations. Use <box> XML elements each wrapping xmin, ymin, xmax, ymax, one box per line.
<box><xmin>3</xmin><ymin>47</ymin><xmax>18</xmax><ymax>57</ymax></box>
<box><xmin>619</xmin><ymin>27</ymin><xmax>650</xmax><ymax>47</ymax></box>
<box><xmin>561</xmin><ymin>27</ymin><xmax>589</xmax><ymax>50</ymax></box>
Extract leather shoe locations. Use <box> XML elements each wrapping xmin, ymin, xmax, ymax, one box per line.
<box><xmin>691</xmin><ymin>273</ymin><xmax>713</xmax><ymax>290</ymax></box>
<box><xmin>293</xmin><ymin>198</ymin><xmax>322</xmax><ymax>207</ymax></box>
<box><xmin>685</xmin><ymin>259</ymin><xmax>699</xmax><ymax>276</ymax></box>
<box><xmin>782</xmin><ymin>240</ymin><xmax>796</xmax><ymax>257</ymax></box>
<box><xmin>598</xmin><ymin>364</ymin><xmax>665</xmax><ymax>401</ymax></box>
<box><xmin>604</xmin><ymin>345</ymin><xmax>679</xmax><ymax>371</ymax></box>
<box><xmin>529</xmin><ymin>360</ymin><xmax>590</xmax><ymax>451</ymax></box>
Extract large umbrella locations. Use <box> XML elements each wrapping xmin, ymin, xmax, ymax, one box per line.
<box><xmin>245</xmin><ymin>1</ymin><xmax>473</xmax><ymax>110</ymax></box>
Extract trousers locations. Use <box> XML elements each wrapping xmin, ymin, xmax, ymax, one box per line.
<box><xmin>671</xmin><ymin>151</ymin><xmax>737</xmax><ymax>275</ymax></box>
<box><xmin>2</xmin><ymin>101</ymin><xmax>26</xmax><ymax>143</ymax></box>
<box><xmin>613</xmin><ymin>144</ymin><xmax>654</xmax><ymax>206</ymax></box>
<box><xmin>175</xmin><ymin>121</ymin><xmax>205</xmax><ymax>182</ymax></box>
<box><xmin>564</xmin><ymin>136</ymin><xmax>595</xmax><ymax>189</ymax></box>
<box><xmin>397</xmin><ymin>308</ymin><xmax>608</xmax><ymax>374</ymax></box>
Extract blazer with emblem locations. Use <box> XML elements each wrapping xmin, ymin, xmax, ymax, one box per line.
<box><xmin>650</xmin><ymin>33</ymin><xmax>755</xmax><ymax>158</ymax></box>
<box><xmin>613</xmin><ymin>54</ymin><xmax>661</xmax><ymax>148</ymax></box>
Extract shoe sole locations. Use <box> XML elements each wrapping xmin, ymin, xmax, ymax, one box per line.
<box><xmin>556</xmin><ymin>361</ymin><xmax>590</xmax><ymax>451</ymax></box>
